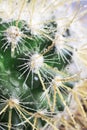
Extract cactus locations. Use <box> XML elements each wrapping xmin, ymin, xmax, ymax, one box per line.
<box><xmin>0</xmin><ymin>0</ymin><xmax>87</xmax><ymax>130</ymax></box>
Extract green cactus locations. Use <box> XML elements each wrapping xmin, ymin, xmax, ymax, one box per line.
<box><xmin>0</xmin><ymin>0</ymin><xmax>87</xmax><ymax>130</ymax></box>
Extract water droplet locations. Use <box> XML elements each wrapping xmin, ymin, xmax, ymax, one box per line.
<box><xmin>3</xmin><ymin>88</ymin><xmax>8</xmax><ymax>95</ymax></box>
<box><xmin>84</xmin><ymin>5</ymin><xmax>87</xmax><ymax>8</ymax></box>
<box><xmin>42</xmin><ymin>77</ymin><xmax>45</xmax><ymax>82</ymax></box>
<box><xmin>43</xmin><ymin>48</ymin><xmax>47</xmax><ymax>53</ymax></box>
<box><xmin>16</xmin><ymin>87</ymin><xmax>20</xmax><ymax>92</ymax></box>
<box><xmin>34</xmin><ymin>76</ymin><xmax>38</xmax><ymax>81</ymax></box>
<box><xmin>18</xmin><ymin>77</ymin><xmax>21</xmax><ymax>80</ymax></box>
<box><xmin>23</xmin><ymin>84</ymin><xmax>28</xmax><ymax>90</ymax></box>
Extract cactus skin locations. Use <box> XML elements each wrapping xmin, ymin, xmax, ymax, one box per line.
<box><xmin>0</xmin><ymin>0</ymin><xmax>87</xmax><ymax>130</ymax></box>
